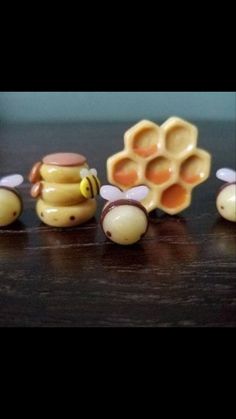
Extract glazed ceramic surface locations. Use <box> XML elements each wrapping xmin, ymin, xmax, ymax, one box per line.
<box><xmin>216</xmin><ymin>168</ymin><xmax>236</xmax><ymax>222</ymax></box>
<box><xmin>100</xmin><ymin>185</ymin><xmax>149</xmax><ymax>245</ymax></box>
<box><xmin>107</xmin><ymin>117</ymin><xmax>211</xmax><ymax>215</ymax></box>
<box><xmin>0</xmin><ymin>175</ymin><xmax>24</xmax><ymax>227</ymax></box>
<box><xmin>216</xmin><ymin>184</ymin><xmax>236</xmax><ymax>222</ymax></box>
<box><xmin>29</xmin><ymin>153</ymin><xmax>100</xmax><ymax>227</ymax></box>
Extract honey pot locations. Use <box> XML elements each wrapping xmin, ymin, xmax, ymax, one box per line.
<box><xmin>29</xmin><ymin>152</ymin><xmax>100</xmax><ymax>227</ymax></box>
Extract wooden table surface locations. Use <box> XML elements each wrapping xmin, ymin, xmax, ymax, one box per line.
<box><xmin>0</xmin><ymin>121</ymin><xmax>235</xmax><ymax>327</ymax></box>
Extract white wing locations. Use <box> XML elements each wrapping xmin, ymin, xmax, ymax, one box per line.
<box><xmin>100</xmin><ymin>185</ymin><xmax>124</xmax><ymax>202</ymax></box>
<box><xmin>0</xmin><ymin>174</ymin><xmax>24</xmax><ymax>188</ymax></box>
<box><xmin>80</xmin><ymin>168</ymin><xmax>90</xmax><ymax>179</ymax></box>
<box><xmin>90</xmin><ymin>168</ymin><xmax>97</xmax><ymax>177</ymax></box>
<box><xmin>216</xmin><ymin>168</ymin><xmax>236</xmax><ymax>183</ymax></box>
<box><xmin>125</xmin><ymin>186</ymin><xmax>149</xmax><ymax>201</ymax></box>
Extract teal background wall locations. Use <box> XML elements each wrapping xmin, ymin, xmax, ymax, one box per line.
<box><xmin>0</xmin><ymin>92</ymin><xmax>235</xmax><ymax>123</ymax></box>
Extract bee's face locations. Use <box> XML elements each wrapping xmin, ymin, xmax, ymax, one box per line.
<box><xmin>80</xmin><ymin>170</ymin><xmax>101</xmax><ymax>199</ymax></box>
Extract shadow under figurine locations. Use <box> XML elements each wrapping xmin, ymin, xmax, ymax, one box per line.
<box><xmin>29</xmin><ymin>152</ymin><xmax>100</xmax><ymax>227</ymax></box>
<box><xmin>0</xmin><ymin>174</ymin><xmax>24</xmax><ymax>227</ymax></box>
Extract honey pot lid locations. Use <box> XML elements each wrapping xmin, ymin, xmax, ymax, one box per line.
<box><xmin>43</xmin><ymin>152</ymin><xmax>87</xmax><ymax>166</ymax></box>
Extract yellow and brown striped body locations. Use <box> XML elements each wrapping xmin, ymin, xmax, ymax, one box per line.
<box><xmin>80</xmin><ymin>174</ymin><xmax>101</xmax><ymax>199</ymax></box>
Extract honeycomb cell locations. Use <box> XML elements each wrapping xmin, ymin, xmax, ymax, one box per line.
<box><xmin>146</xmin><ymin>157</ymin><xmax>173</xmax><ymax>185</ymax></box>
<box><xmin>180</xmin><ymin>154</ymin><xmax>208</xmax><ymax>185</ymax></box>
<box><xmin>161</xmin><ymin>184</ymin><xmax>188</xmax><ymax>210</ymax></box>
<box><xmin>113</xmin><ymin>158</ymin><xmax>138</xmax><ymax>187</ymax></box>
<box><xmin>163</xmin><ymin>117</ymin><xmax>197</xmax><ymax>156</ymax></box>
<box><xmin>132</xmin><ymin>126</ymin><xmax>159</xmax><ymax>158</ymax></box>
<box><xmin>124</xmin><ymin>120</ymin><xmax>163</xmax><ymax>158</ymax></box>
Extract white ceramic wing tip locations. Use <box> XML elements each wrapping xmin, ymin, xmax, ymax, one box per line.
<box><xmin>125</xmin><ymin>186</ymin><xmax>150</xmax><ymax>201</ymax></box>
<box><xmin>0</xmin><ymin>174</ymin><xmax>24</xmax><ymax>188</ymax></box>
<box><xmin>100</xmin><ymin>185</ymin><xmax>124</xmax><ymax>202</ymax></box>
<box><xmin>80</xmin><ymin>168</ymin><xmax>89</xmax><ymax>179</ymax></box>
<box><xmin>90</xmin><ymin>168</ymin><xmax>98</xmax><ymax>176</ymax></box>
<box><xmin>216</xmin><ymin>168</ymin><xmax>236</xmax><ymax>183</ymax></box>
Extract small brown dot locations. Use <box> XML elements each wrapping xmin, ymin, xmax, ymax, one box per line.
<box><xmin>86</xmin><ymin>187</ymin><xmax>89</xmax><ymax>191</ymax></box>
<box><xmin>106</xmin><ymin>231</ymin><xmax>112</xmax><ymax>237</ymax></box>
<box><xmin>70</xmin><ymin>216</ymin><xmax>75</xmax><ymax>221</ymax></box>
<box><xmin>41</xmin><ymin>212</ymin><xmax>44</xmax><ymax>217</ymax></box>
<box><xmin>221</xmin><ymin>206</ymin><xmax>224</xmax><ymax>210</ymax></box>
<box><xmin>13</xmin><ymin>211</ymin><xmax>17</xmax><ymax>216</ymax></box>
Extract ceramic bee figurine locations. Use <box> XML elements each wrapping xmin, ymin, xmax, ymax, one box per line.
<box><xmin>79</xmin><ymin>168</ymin><xmax>101</xmax><ymax>199</ymax></box>
<box><xmin>29</xmin><ymin>152</ymin><xmax>100</xmax><ymax>227</ymax></box>
<box><xmin>0</xmin><ymin>174</ymin><xmax>24</xmax><ymax>227</ymax></box>
<box><xmin>100</xmin><ymin>185</ymin><xmax>149</xmax><ymax>245</ymax></box>
<box><xmin>216</xmin><ymin>168</ymin><xmax>236</xmax><ymax>222</ymax></box>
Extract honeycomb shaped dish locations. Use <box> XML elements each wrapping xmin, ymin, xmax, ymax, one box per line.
<box><xmin>107</xmin><ymin>117</ymin><xmax>211</xmax><ymax>215</ymax></box>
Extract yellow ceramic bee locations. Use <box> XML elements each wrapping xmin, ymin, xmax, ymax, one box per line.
<box><xmin>29</xmin><ymin>152</ymin><xmax>100</xmax><ymax>227</ymax></box>
<box><xmin>80</xmin><ymin>168</ymin><xmax>101</xmax><ymax>199</ymax></box>
<box><xmin>0</xmin><ymin>174</ymin><xmax>24</xmax><ymax>227</ymax></box>
<box><xmin>216</xmin><ymin>168</ymin><xmax>236</xmax><ymax>222</ymax></box>
<box><xmin>100</xmin><ymin>185</ymin><xmax>149</xmax><ymax>245</ymax></box>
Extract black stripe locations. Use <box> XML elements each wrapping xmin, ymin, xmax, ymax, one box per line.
<box><xmin>86</xmin><ymin>177</ymin><xmax>94</xmax><ymax>198</ymax></box>
<box><xmin>92</xmin><ymin>175</ymin><xmax>100</xmax><ymax>195</ymax></box>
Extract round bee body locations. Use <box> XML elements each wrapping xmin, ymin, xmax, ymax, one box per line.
<box><xmin>101</xmin><ymin>199</ymin><xmax>149</xmax><ymax>245</ymax></box>
<box><xmin>0</xmin><ymin>186</ymin><xmax>23</xmax><ymax>227</ymax></box>
<box><xmin>216</xmin><ymin>169</ymin><xmax>236</xmax><ymax>223</ymax></box>
<box><xmin>29</xmin><ymin>153</ymin><xmax>100</xmax><ymax>227</ymax></box>
<box><xmin>216</xmin><ymin>183</ymin><xmax>236</xmax><ymax>222</ymax></box>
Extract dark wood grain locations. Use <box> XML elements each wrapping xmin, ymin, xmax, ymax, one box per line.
<box><xmin>0</xmin><ymin>120</ymin><xmax>235</xmax><ymax>327</ymax></box>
